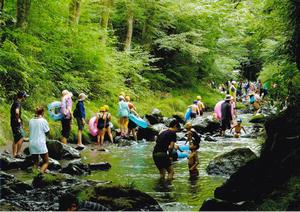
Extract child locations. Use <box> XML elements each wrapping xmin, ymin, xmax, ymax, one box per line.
<box><xmin>188</xmin><ymin>141</ymin><xmax>200</xmax><ymax>179</ymax></box>
<box><xmin>230</xmin><ymin>118</ymin><xmax>246</xmax><ymax>138</ymax></box>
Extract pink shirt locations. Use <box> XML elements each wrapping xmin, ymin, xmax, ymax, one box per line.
<box><xmin>61</xmin><ymin>95</ymin><xmax>73</xmax><ymax>119</ymax></box>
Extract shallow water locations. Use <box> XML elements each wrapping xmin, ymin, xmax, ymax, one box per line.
<box><xmin>80</xmin><ymin>113</ymin><xmax>262</xmax><ymax>211</ymax></box>
<box><xmin>6</xmin><ymin>112</ymin><xmax>263</xmax><ymax>211</ymax></box>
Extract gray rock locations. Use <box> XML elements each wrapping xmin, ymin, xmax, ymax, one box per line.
<box><xmin>46</xmin><ymin>140</ymin><xmax>81</xmax><ymax>160</ymax></box>
<box><xmin>48</xmin><ymin>158</ymin><xmax>61</xmax><ymax>171</ymax></box>
<box><xmin>151</xmin><ymin>108</ymin><xmax>162</xmax><ymax>116</ymax></box>
<box><xmin>206</xmin><ymin>148</ymin><xmax>258</xmax><ymax>176</ymax></box>
<box><xmin>0</xmin><ymin>153</ymin><xmax>25</xmax><ymax>170</ymax></box>
<box><xmin>151</xmin><ymin>123</ymin><xmax>168</xmax><ymax>133</ymax></box>
<box><xmin>61</xmin><ymin>159</ymin><xmax>90</xmax><ymax>176</ymax></box>
<box><xmin>117</xmin><ymin>139</ymin><xmax>136</xmax><ymax>147</ymax></box>
<box><xmin>190</xmin><ymin>116</ymin><xmax>220</xmax><ymax>133</ymax></box>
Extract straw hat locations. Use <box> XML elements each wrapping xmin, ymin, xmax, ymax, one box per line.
<box><xmin>225</xmin><ymin>94</ymin><xmax>232</xmax><ymax>101</ymax></box>
<box><xmin>78</xmin><ymin>93</ymin><xmax>87</xmax><ymax>101</ymax></box>
<box><xmin>197</xmin><ymin>96</ymin><xmax>202</xmax><ymax>100</ymax></box>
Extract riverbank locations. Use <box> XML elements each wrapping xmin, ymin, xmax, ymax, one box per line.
<box><xmin>0</xmin><ymin>84</ymin><xmax>223</xmax><ymax>146</ymax></box>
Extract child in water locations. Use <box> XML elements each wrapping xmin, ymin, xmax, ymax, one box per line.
<box><xmin>188</xmin><ymin>140</ymin><xmax>200</xmax><ymax>179</ymax></box>
<box><xmin>230</xmin><ymin>118</ymin><xmax>246</xmax><ymax>138</ymax></box>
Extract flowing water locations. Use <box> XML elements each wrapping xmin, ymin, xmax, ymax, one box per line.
<box><xmin>6</xmin><ymin>113</ymin><xmax>263</xmax><ymax>211</ymax></box>
<box><xmin>80</xmin><ymin>113</ymin><xmax>263</xmax><ymax>211</ymax></box>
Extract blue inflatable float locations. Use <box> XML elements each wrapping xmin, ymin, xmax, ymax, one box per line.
<box><xmin>184</xmin><ymin>107</ymin><xmax>192</xmax><ymax>121</ymax></box>
<box><xmin>128</xmin><ymin>113</ymin><xmax>149</xmax><ymax>128</ymax></box>
<box><xmin>48</xmin><ymin>101</ymin><xmax>63</xmax><ymax>121</ymax></box>
<box><xmin>177</xmin><ymin>150</ymin><xmax>189</xmax><ymax>158</ymax></box>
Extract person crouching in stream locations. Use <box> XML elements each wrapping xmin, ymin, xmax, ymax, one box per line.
<box><xmin>29</xmin><ymin>106</ymin><xmax>50</xmax><ymax>174</ymax></box>
<box><xmin>152</xmin><ymin>120</ymin><xmax>181</xmax><ymax>180</ymax></box>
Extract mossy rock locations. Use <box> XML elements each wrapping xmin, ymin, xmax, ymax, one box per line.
<box><xmin>249</xmin><ymin>114</ymin><xmax>266</xmax><ymax>123</ymax></box>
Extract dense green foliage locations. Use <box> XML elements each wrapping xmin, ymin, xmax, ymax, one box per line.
<box><xmin>0</xmin><ymin>0</ymin><xmax>299</xmax><ymax>144</ymax></box>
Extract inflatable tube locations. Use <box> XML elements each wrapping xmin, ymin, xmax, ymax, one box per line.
<box><xmin>48</xmin><ymin>101</ymin><xmax>63</xmax><ymax>121</ymax></box>
<box><xmin>88</xmin><ymin>116</ymin><xmax>98</xmax><ymax>136</ymax></box>
<box><xmin>184</xmin><ymin>107</ymin><xmax>192</xmax><ymax>121</ymax></box>
<box><xmin>128</xmin><ymin>113</ymin><xmax>148</xmax><ymax>128</ymax></box>
<box><xmin>214</xmin><ymin>100</ymin><xmax>224</xmax><ymax>120</ymax></box>
<box><xmin>178</xmin><ymin>145</ymin><xmax>189</xmax><ymax>151</ymax></box>
<box><xmin>177</xmin><ymin>150</ymin><xmax>189</xmax><ymax>158</ymax></box>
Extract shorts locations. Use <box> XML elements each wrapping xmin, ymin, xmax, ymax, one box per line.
<box><xmin>61</xmin><ymin>118</ymin><xmax>71</xmax><ymax>138</ymax></box>
<box><xmin>221</xmin><ymin>119</ymin><xmax>231</xmax><ymax>131</ymax></box>
<box><xmin>128</xmin><ymin>119</ymin><xmax>137</xmax><ymax>129</ymax></box>
<box><xmin>76</xmin><ymin>118</ymin><xmax>84</xmax><ymax>131</ymax></box>
<box><xmin>12</xmin><ymin>126</ymin><xmax>25</xmax><ymax>143</ymax></box>
<box><xmin>190</xmin><ymin>112</ymin><xmax>197</xmax><ymax>119</ymax></box>
<box><xmin>153</xmin><ymin>152</ymin><xmax>171</xmax><ymax>169</ymax></box>
<box><xmin>199</xmin><ymin>110</ymin><xmax>203</xmax><ymax>116</ymax></box>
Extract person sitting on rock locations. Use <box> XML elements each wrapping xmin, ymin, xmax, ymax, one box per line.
<box><xmin>29</xmin><ymin>106</ymin><xmax>50</xmax><ymax>174</ymax></box>
<box><xmin>230</xmin><ymin>118</ymin><xmax>246</xmax><ymax>138</ymax></box>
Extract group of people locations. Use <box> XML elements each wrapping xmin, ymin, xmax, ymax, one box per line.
<box><xmin>9</xmin><ymin>90</ymin><xmax>141</xmax><ymax>174</ymax></box>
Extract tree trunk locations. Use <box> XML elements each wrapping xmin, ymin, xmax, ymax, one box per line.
<box><xmin>16</xmin><ymin>0</ymin><xmax>31</xmax><ymax>28</ymax></box>
<box><xmin>69</xmin><ymin>0</ymin><xmax>81</xmax><ymax>25</ymax></box>
<box><xmin>0</xmin><ymin>0</ymin><xmax>4</xmax><ymax>14</ymax></box>
<box><xmin>124</xmin><ymin>13</ymin><xmax>133</xmax><ymax>52</ymax></box>
<box><xmin>100</xmin><ymin>0</ymin><xmax>113</xmax><ymax>30</ymax></box>
<box><xmin>293</xmin><ymin>1</ymin><xmax>300</xmax><ymax>70</ymax></box>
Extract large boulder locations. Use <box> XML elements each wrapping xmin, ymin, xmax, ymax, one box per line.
<box><xmin>137</xmin><ymin>127</ymin><xmax>158</xmax><ymax>141</ymax></box>
<box><xmin>145</xmin><ymin>114</ymin><xmax>162</xmax><ymax>125</ymax></box>
<box><xmin>190</xmin><ymin>116</ymin><xmax>220</xmax><ymax>134</ymax></box>
<box><xmin>114</xmin><ymin>136</ymin><xmax>137</xmax><ymax>147</ymax></box>
<box><xmin>61</xmin><ymin>159</ymin><xmax>90</xmax><ymax>176</ymax></box>
<box><xmin>200</xmin><ymin>198</ymin><xmax>250</xmax><ymax>211</ymax></box>
<box><xmin>46</xmin><ymin>140</ymin><xmax>81</xmax><ymax>160</ymax></box>
<box><xmin>206</xmin><ymin>148</ymin><xmax>258</xmax><ymax>176</ymax></box>
<box><xmin>151</xmin><ymin>123</ymin><xmax>168</xmax><ymax>133</ymax></box>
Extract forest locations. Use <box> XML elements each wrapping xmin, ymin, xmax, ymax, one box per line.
<box><xmin>0</xmin><ymin>0</ymin><xmax>299</xmax><ymax>144</ymax></box>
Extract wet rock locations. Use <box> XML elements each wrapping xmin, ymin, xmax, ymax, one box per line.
<box><xmin>190</xmin><ymin>116</ymin><xmax>220</xmax><ymax>134</ymax></box>
<box><xmin>91</xmin><ymin>184</ymin><xmax>162</xmax><ymax>211</ymax></box>
<box><xmin>61</xmin><ymin>159</ymin><xmax>90</xmax><ymax>176</ymax></box>
<box><xmin>206</xmin><ymin>148</ymin><xmax>257</xmax><ymax>176</ymax></box>
<box><xmin>205</xmin><ymin>135</ymin><xmax>217</xmax><ymax>142</ymax></box>
<box><xmin>151</xmin><ymin>123</ymin><xmax>168</xmax><ymax>133</ymax></box>
<box><xmin>163</xmin><ymin>117</ymin><xmax>175</xmax><ymax>127</ymax></box>
<box><xmin>89</xmin><ymin>162</ymin><xmax>111</xmax><ymax>171</ymax></box>
<box><xmin>48</xmin><ymin>158</ymin><xmax>62</xmax><ymax>171</ymax></box>
<box><xmin>151</xmin><ymin>108</ymin><xmax>162</xmax><ymax>116</ymax></box>
<box><xmin>200</xmin><ymin>198</ymin><xmax>246</xmax><ymax>211</ymax></box>
<box><xmin>0</xmin><ymin>201</ymin><xmax>23</xmax><ymax>211</ymax></box>
<box><xmin>172</xmin><ymin>112</ymin><xmax>185</xmax><ymax>123</ymax></box>
<box><xmin>145</xmin><ymin>114</ymin><xmax>162</xmax><ymax>125</ymax></box>
<box><xmin>137</xmin><ymin>127</ymin><xmax>158</xmax><ymax>141</ymax></box>
<box><xmin>117</xmin><ymin>139</ymin><xmax>136</xmax><ymax>147</ymax></box>
<box><xmin>249</xmin><ymin>113</ymin><xmax>266</xmax><ymax>123</ymax></box>
<box><xmin>32</xmin><ymin>172</ymin><xmax>71</xmax><ymax>188</ymax></box>
<box><xmin>0</xmin><ymin>153</ymin><xmax>25</xmax><ymax>170</ymax></box>
<box><xmin>46</xmin><ymin>140</ymin><xmax>81</xmax><ymax>160</ymax></box>
<box><xmin>0</xmin><ymin>171</ymin><xmax>33</xmax><ymax>196</ymax></box>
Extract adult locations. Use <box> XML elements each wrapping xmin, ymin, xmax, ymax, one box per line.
<box><xmin>229</xmin><ymin>81</ymin><xmax>237</xmax><ymax>103</ymax></box>
<box><xmin>125</xmin><ymin>95</ymin><xmax>138</xmax><ymax>141</ymax></box>
<box><xmin>29</xmin><ymin>106</ymin><xmax>50</xmax><ymax>174</ymax></box>
<box><xmin>118</xmin><ymin>96</ymin><xmax>130</xmax><ymax>137</ymax></box>
<box><xmin>61</xmin><ymin>90</ymin><xmax>73</xmax><ymax>144</ymax></box>
<box><xmin>190</xmin><ymin>100</ymin><xmax>200</xmax><ymax>119</ymax></box>
<box><xmin>220</xmin><ymin>95</ymin><xmax>233</xmax><ymax>136</ymax></box>
<box><xmin>152</xmin><ymin>119</ymin><xmax>180</xmax><ymax>180</ymax></box>
<box><xmin>74</xmin><ymin>93</ymin><xmax>87</xmax><ymax>149</ymax></box>
<box><xmin>96</xmin><ymin>106</ymin><xmax>113</xmax><ymax>145</ymax></box>
<box><xmin>10</xmin><ymin>91</ymin><xmax>29</xmax><ymax>158</ymax></box>
<box><xmin>196</xmin><ymin>96</ymin><xmax>205</xmax><ymax>116</ymax></box>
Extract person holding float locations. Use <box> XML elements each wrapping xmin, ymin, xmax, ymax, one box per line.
<box><xmin>60</xmin><ymin>90</ymin><xmax>73</xmax><ymax>144</ymax></box>
<box><xmin>152</xmin><ymin>120</ymin><xmax>181</xmax><ymax>180</ymax></box>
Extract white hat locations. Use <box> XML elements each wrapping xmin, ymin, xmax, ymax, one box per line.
<box><xmin>232</xmin><ymin>81</ymin><xmax>236</xmax><ymax>84</ymax></box>
<box><xmin>225</xmin><ymin>94</ymin><xmax>233</xmax><ymax>101</ymax></box>
<box><xmin>62</xmin><ymin>90</ymin><xmax>69</xmax><ymax>96</ymax></box>
<box><xmin>78</xmin><ymin>93</ymin><xmax>87</xmax><ymax>101</ymax></box>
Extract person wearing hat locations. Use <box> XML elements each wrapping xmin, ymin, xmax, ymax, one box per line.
<box><xmin>10</xmin><ymin>91</ymin><xmax>29</xmax><ymax>158</ymax></box>
<box><xmin>61</xmin><ymin>90</ymin><xmax>73</xmax><ymax>144</ymax></box>
<box><xmin>196</xmin><ymin>96</ymin><xmax>205</xmax><ymax>116</ymax></box>
<box><xmin>220</xmin><ymin>95</ymin><xmax>233</xmax><ymax>136</ymax></box>
<box><xmin>73</xmin><ymin>93</ymin><xmax>87</xmax><ymax>149</ymax></box>
<box><xmin>118</xmin><ymin>95</ymin><xmax>130</xmax><ymax>137</ymax></box>
<box><xmin>229</xmin><ymin>81</ymin><xmax>237</xmax><ymax>104</ymax></box>
<box><xmin>153</xmin><ymin>119</ymin><xmax>181</xmax><ymax>180</ymax></box>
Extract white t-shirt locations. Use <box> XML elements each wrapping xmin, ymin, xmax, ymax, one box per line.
<box><xmin>29</xmin><ymin>117</ymin><xmax>50</xmax><ymax>154</ymax></box>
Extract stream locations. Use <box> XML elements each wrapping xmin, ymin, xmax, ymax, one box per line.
<box><xmin>4</xmin><ymin>112</ymin><xmax>263</xmax><ymax>211</ymax></box>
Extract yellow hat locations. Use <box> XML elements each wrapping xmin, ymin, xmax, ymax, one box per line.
<box><xmin>100</xmin><ymin>106</ymin><xmax>106</xmax><ymax>112</ymax></box>
<box><xmin>197</xmin><ymin>95</ymin><xmax>202</xmax><ymax>100</ymax></box>
<box><xmin>103</xmin><ymin>105</ymin><xmax>109</xmax><ymax>111</ymax></box>
<box><xmin>125</xmin><ymin>95</ymin><xmax>130</xmax><ymax>101</ymax></box>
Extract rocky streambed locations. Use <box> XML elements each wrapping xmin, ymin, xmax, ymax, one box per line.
<box><xmin>0</xmin><ymin>109</ymin><xmax>266</xmax><ymax>211</ymax></box>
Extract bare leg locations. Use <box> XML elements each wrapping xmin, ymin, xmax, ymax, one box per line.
<box><xmin>159</xmin><ymin>168</ymin><xmax>166</xmax><ymax>179</ymax></box>
<box><xmin>32</xmin><ymin>154</ymin><xmax>39</xmax><ymax>170</ymax></box>
<box><xmin>12</xmin><ymin>142</ymin><xmax>17</xmax><ymax>157</ymax></box>
<box><xmin>100</xmin><ymin>129</ymin><xmax>105</xmax><ymax>146</ymax></box>
<box><xmin>107</xmin><ymin>127</ymin><xmax>113</xmax><ymax>143</ymax></box>
<box><xmin>16</xmin><ymin>138</ymin><xmax>24</xmax><ymax>156</ymax></box>
<box><xmin>166</xmin><ymin>165</ymin><xmax>174</xmax><ymax>180</ymax></box>
<box><xmin>97</xmin><ymin>131</ymin><xmax>101</xmax><ymax>145</ymax></box>
<box><xmin>132</xmin><ymin>128</ymin><xmax>137</xmax><ymax>141</ymax></box>
<box><xmin>40</xmin><ymin>153</ymin><xmax>49</xmax><ymax>174</ymax></box>
<box><xmin>77</xmin><ymin>130</ymin><xmax>82</xmax><ymax>146</ymax></box>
